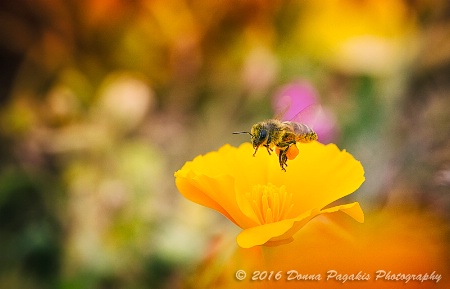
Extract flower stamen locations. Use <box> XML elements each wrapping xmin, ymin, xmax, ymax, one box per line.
<box><xmin>246</xmin><ymin>183</ymin><xmax>293</xmax><ymax>225</ymax></box>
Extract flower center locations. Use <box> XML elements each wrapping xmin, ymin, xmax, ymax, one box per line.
<box><xmin>245</xmin><ymin>183</ymin><xmax>294</xmax><ymax>224</ymax></box>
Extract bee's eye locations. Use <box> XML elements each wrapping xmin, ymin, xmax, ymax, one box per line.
<box><xmin>259</xmin><ymin>129</ymin><xmax>267</xmax><ymax>139</ymax></box>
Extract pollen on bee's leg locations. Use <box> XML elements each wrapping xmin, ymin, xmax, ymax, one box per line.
<box><xmin>286</xmin><ymin>144</ymin><xmax>299</xmax><ymax>160</ymax></box>
<box><xmin>275</xmin><ymin>147</ymin><xmax>281</xmax><ymax>156</ymax></box>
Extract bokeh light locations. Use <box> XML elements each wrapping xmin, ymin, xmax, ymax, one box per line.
<box><xmin>0</xmin><ymin>0</ymin><xmax>449</xmax><ymax>288</ymax></box>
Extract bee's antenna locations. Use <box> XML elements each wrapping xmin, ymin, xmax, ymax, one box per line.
<box><xmin>232</xmin><ymin>131</ymin><xmax>253</xmax><ymax>137</ymax></box>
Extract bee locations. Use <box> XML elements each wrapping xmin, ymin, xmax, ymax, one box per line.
<box><xmin>233</xmin><ymin>119</ymin><xmax>318</xmax><ymax>171</ymax></box>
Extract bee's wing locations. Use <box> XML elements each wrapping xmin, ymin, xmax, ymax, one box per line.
<box><xmin>288</xmin><ymin>104</ymin><xmax>323</xmax><ymax>126</ymax></box>
<box><xmin>273</xmin><ymin>93</ymin><xmax>320</xmax><ymax>125</ymax></box>
<box><xmin>272</xmin><ymin>82</ymin><xmax>318</xmax><ymax>123</ymax></box>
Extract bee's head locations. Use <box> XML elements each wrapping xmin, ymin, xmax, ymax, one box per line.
<box><xmin>250</xmin><ymin>123</ymin><xmax>268</xmax><ymax>149</ymax></box>
<box><xmin>232</xmin><ymin>123</ymin><xmax>268</xmax><ymax>149</ymax></box>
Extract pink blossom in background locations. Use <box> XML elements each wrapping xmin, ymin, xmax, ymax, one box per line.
<box><xmin>272</xmin><ymin>81</ymin><xmax>338</xmax><ymax>144</ymax></box>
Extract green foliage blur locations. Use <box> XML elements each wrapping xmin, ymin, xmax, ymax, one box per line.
<box><xmin>0</xmin><ymin>0</ymin><xmax>449</xmax><ymax>288</ymax></box>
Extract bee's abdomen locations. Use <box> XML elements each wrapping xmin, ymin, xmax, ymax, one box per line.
<box><xmin>285</xmin><ymin>122</ymin><xmax>318</xmax><ymax>143</ymax></box>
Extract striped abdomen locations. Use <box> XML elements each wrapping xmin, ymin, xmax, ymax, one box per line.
<box><xmin>283</xmin><ymin>121</ymin><xmax>318</xmax><ymax>143</ymax></box>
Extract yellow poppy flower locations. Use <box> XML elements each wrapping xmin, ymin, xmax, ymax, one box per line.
<box><xmin>174</xmin><ymin>141</ymin><xmax>365</xmax><ymax>248</ymax></box>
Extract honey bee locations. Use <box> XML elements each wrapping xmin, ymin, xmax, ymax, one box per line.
<box><xmin>233</xmin><ymin>119</ymin><xmax>318</xmax><ymax>171</ymax></box>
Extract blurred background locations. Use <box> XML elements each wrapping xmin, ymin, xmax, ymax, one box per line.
<box><xmin>0</xmin><ymin>0</ymin><xmax>449</xmax><ymax>288</ymax></box>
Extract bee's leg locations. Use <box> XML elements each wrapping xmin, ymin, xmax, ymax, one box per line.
<box><xmin>278</xmin><ymin>140</ymin><xmax>296</xmax><ymax>148</ymax></box>
<box><xmin>278</xmin><ymin>147</ymin><xmax>288</xmax><ymax>172</ymax></box>
<box><xmin>264</xmin><ymin>144</ymin><xmax>273</xmax><ymax>155</ymax></box>
<box><xmin>252</xmin><ymin>146</ymin><xmax>259</xmax><ymax>157</ymax></box>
